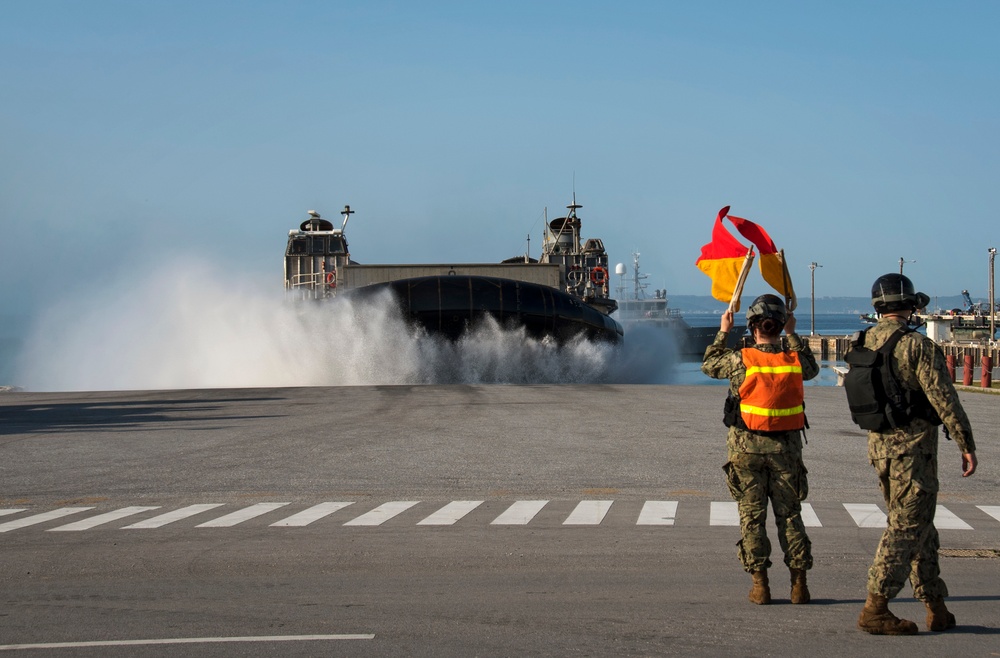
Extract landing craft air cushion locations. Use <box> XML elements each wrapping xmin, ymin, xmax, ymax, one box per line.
<box><xmin>283</xmin><ymin>201</ymin><xmax>624</xmax><ymax>343</ymax></box>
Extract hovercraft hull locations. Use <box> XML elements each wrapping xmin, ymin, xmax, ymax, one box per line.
<box><xmin>348</xmin><ymin>275</ymin><xmax>623</xmax><ymax>343</ymax></box>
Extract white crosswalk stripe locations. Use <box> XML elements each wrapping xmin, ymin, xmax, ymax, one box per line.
<box><xmin>706</xmin><ymin>502</ymin><xmax>821</xmax><ymax>528</ymax></box>
<box><xmin>564</xmin><ymin>500</ymin><xmax>613</xmax><ymax>525</ymax></box>
<box><xmin>636</xmin><ymin>501</ymin><xmax>678</xmax><ymax>526</ymax></box>
<box><xmin>49</xmin><ymin>506</ymin><xmax>161</xmax><ymax>531</ymax></box>
<box><xmin>123</xmin><ymin>504</ymin><xmax>226</xmax><ymax>529</ymax></box>
<box><xmin>196</xmin><ymin>503</ymin><xmax>290</xmax><ymax>528</ymax></box>
<box><xmin>417</xmin><ymin>501</ymin><xmax>483</xmax><ymax>526</ymax></box>
<box><xmin>271</xmin><ymin>502</ymin><xmax>355</xmax><ymax>527</ymax></box>
<box><xmin>709</xmin><ymin>502</ymin><xmax>740</xmax><ymax>526</ymax></box>
<box><xmin>491</xmin><ymin>500</ymin><xmax>548</xmax><ymax>525</ymax></box>
<box><xmin>843</xmin><ymin>503</ymin><xmax>886</xmax><ymax>528</ymax></box>
<box><xmin>977</xmin><ymin>505</ymin><xmax>1000</xmax><ymax>523</ymax></box>
<box><xmin>0</xmin><ymin>507</ymin><xmax>94</xmax><ymax>533</ymax></box>
<box><xmin>343</xmin><ymin>501</ymin><xmax>420</xmax><ymax>526</ymax></box>
<box><xmin>934</xmin><ymin>505</ymin><xmax>973</xmax><ymax>530</ymax></box>
<box><xmin>800</xmin><ymin>503</ymin><xmax>822</xmax><ymax>527</ymax></box>
<box><xmin>1</xmin><ymin>500</ymin><xmax>998</xmax><ymax>533</ymax></box>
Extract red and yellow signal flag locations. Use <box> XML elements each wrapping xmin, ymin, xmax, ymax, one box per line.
<box><xmin>726</xmin><ymin>212</ymin><xmax>796</xmax><ymax>311</ymax></box>
<box><xmin>695</xmin><ymin>206</ymin><xmax>797</xmax><ymax>311</ymax></box>
<box><xmin>695</xmin><ymin>206</ymin><xmax>755</xmax><ymax>306</ymax></box>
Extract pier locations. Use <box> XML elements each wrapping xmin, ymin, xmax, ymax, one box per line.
<box><xmin>802</xmin><ymin>335</ymin><xmax>998</xmax><ymax>363</ymax></box>
<box><xmin>800</xmin><ymin>335</ymin><xmax>999</xmax><ymax>388</ymax></box>
<box><xmin>804</xmin><ymin>335</ymin><xmax>854</xmax><ymax>361</ymax></box>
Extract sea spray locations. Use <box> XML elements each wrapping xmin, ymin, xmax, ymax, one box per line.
<box><xmin>13</xmin><ymin>259</ymin><xmax>686</xmax><ymax>391</ymax></box>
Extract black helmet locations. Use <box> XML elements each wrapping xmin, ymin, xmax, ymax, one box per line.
<box><xmin>871</xmin><ymin>273</ymin><xmax>930</xmax><ymax>313</ymax></box>
<box><xmin>746</xmin><ymin>294</ymin><xmax>787</xmax><ymax>328</ymax></box>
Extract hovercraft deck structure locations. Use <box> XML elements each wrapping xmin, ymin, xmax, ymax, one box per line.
<box><xmin>283</xmin><ymin>201</ymin><xmax>623</xmax><ymax>342</ymax></box>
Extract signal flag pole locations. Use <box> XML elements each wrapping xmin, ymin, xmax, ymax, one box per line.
<box><xmin>728</xmin><ymin>246</ymin><xmax>756</xmax><ymax>314</ymax></box>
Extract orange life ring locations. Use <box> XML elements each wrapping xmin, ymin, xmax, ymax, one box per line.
<box><xmin>326</xmin><ymin>270</ymin><xmax>337</xmax><ymax>288</ymax></box>
<box><xmin>590</xmin><ymin>266</ymin><xmax>607</xmax><ymax>286</ymax></box>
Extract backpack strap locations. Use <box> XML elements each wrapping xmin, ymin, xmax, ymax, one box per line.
<box><xmin>879</xmin><ymin>327</ymin><xmax>910</xmax><ymax>354</ymax></box>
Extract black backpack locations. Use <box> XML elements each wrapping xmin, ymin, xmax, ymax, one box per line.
<box><xmin>844</xmin><ymin>328</ymin><xmax>940</xmax><ymax>432</ymax></box>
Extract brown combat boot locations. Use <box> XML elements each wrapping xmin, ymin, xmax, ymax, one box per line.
<box><xmin>925</xmin><ymin>598</ymin><xmax>956</xmax><ymax>632</ymax></box>
<box><xmin>790</xmin><ymin>568</ymin><xmax>810</xmax><ymax>604</ymax></box>
<box><xmin>748</xmin><ymin>570</ymin><xmax>771</xmax><ymax>605</ymax></box>
<box><xmin>857</xmin><ymin>592</ymin><xmax>918</xmax><ymax>635</ymax></box>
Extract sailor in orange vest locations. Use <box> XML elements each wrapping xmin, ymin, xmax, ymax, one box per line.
<box><xmin>702</xmin><ymin>294</ymin><xmax>819</xmax><ymax>605</ymax></box>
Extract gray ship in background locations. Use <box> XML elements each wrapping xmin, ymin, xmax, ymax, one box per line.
<box><xmin>612</xmin><ymin>252</ymin><xmax>743</xmax><ymax>361</ymax></box>
<box><xmin>283</xmin><ymin>200</ymin><xmax>623</xmax><ymax>343</ymax></box>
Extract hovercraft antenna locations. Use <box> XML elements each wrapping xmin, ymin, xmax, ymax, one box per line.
<box><xmin>341</xmin><ymin>205</ymin><xmax>355</xmax><ymax>231</ymax></box>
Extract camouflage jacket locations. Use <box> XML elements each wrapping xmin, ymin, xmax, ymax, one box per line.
<box><xmin>702</xmin><ymin>331</ymin><xmax>819</xmax><ymax>455</ymax></box>
<box><xmin>851</xmin><ymin>317</ymin><xmax>975</xmax><ymax>459</ymax></box>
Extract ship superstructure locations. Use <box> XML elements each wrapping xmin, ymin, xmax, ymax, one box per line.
<box><xmin>283</xmin><ymin>200</ymin><xmax>623</xmax><ymax>342</ymax></box>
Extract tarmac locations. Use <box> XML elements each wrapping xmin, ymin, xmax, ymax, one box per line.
<box><xmin>0</xmin><ymin>384</ymin><xmax>997</xmax><ymax>656</ymax></box>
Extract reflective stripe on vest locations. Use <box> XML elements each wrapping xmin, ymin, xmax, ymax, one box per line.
<box><xmin>738</xmin><ymin>349</ymin><xmax>805</xmax><ymax>432</ymax></box>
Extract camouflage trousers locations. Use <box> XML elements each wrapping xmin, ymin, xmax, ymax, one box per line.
<box><xmin>867</xmin><ymin>453</ymin><xmax>948</xmax><ymax>601</ymax></box>
<box><xmin>723</xmin><ymin>451</ymin><xmax>812</xmax><ymax>573</ymax></box>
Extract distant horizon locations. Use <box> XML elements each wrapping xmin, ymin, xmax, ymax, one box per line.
<box><xmin>626</xmin><ymin>293</ymin><xmax>994</xmax><ymax>315</ymax></box>
<box><xmin>2</xmin><ymin>293</ymin><xmax>993</xmax><ymax>327</ymax></box>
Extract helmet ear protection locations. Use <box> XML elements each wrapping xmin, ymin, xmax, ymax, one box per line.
<box><xmin>871</xmin><ymin>273</ymin><xmax>929</xmax><ymax>313</ymax></box>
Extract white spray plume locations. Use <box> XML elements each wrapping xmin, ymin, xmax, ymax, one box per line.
<box><xmin>14</xmin><ymin>259</ymin><xmax>682</xmax><ymax>391</ymax></box>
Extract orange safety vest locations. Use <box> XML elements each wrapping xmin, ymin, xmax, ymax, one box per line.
<box><xmin>738</xmin><ymin>349</ymin><xmax>805</xmax><ymax>432</ymax></box>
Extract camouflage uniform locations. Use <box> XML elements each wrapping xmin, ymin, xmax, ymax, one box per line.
<box><xmin>855</xmin><ymin>317</ymin><xmax>976</xmax><ymax>601</ymax></box>
<box><xmin>702</xmin><ymin>331</ymin><xmax>819</xmax><ymax>573</ymax></box>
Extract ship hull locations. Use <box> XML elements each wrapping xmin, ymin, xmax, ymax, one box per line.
<box><xmin>347</xmin><ymin>275</ymin><xmax>623</xmax><ymax>343</ymax></box>
<box><xmin>621</xmin><ymin>319</ymin><xmax>743</xmax><ymax>361</ymax></box>
<box><xmin>679</xmin><ymin>324</ymin><xmax>745</xmax><ymax>360</ymax></box>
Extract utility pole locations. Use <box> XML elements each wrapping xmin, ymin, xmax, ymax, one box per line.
<box><xmin>809</xmin><ymin>262</ymin><xmax>822</xmax><ymax>336</ymax></box>
<box><xmin>990</xmin><ymin>247</ymin><xmax>996</xmax><ymax>342</ymax></box>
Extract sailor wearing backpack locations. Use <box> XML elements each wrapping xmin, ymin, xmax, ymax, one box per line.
<box><xmin>702</xmin><ymin>294</ymin><xmax>819</xmax><ymax>606</ymax></box>
<box><xmin>845</xmin><ymin>273</ymin><xmax>978</xmax><ymax>636</ymax></box>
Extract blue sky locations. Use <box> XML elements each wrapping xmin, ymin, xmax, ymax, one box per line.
<box><xmin>3</xmin><ymin>0</ymin><xmax>998</xmax><ymax>317</ymax></box>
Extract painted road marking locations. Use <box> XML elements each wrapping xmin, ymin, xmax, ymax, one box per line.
<box><xmin>3</xmin><ymin>501</ymin><xmax>998</xmax><ymax>532</ymax></box>
<box><xmin>0</xmin><ymin>634</ymin><xmax>375</xmax><ymax>651</ymax></box>
<box><xmin>935</xmin><ymin>505</ymin><xmax>973</xmax><ymax>530</ymax></box>
<box><xmin>710</xmin><ymin>502</ymin><xmax>740</xmax><ymax>526</ymax></box>
<box><xmin>0</xmin><ymin>507</ymin><xmax>94</xmax><ymax>533</ymax></box>
<box><xmin>271</xmin><ymin>502</ymin><xmax>355</xmax><ymax>527</ymax></box>
<box><xmin>491</xmin><ymin>500</ymin><xmax>548</xmax><ymax>525</ymax></box>
<box><xmin>343</xmin><ymin>501</ymin><xmax>420</xmax><ymax>526</ymax></box>
<box><xmin>801</xmin><ymin>503</ymin><xmax>822</xmax><ymax>528</ymax></box>
<box><xmin>564</xmin><ymin>500</ymin><xmax>613</xmax><ymax>525</ymax></box>
<box><xmin>196</xmin><ymin>503</ymin><xmax>290</xmax><ymax>528</ymax></box>
<box><xmin>48</xmin><ymin>506</ymin><xmax>161</xmax><ymax>531</ymax></box>
<box><xmin>707</xmin><ymin>502</ymin><xmax>821</xmax><ymax>527</ymax></box>
<box><xmin>844</xmin><ymin>503</ymin><xmax>887</xmax><ymax>528</ymax></box>
<box><xmin>636</xmin><ymin>501</ymin><xmax>678</xmax><ymax>526</ymax></box>
<box><xmin>977</xmin><ymin>505</ymin><xmax>1000</xmax><ymax>523</ymax></box>
<box><xmin>123</xmin><ymin>504</ymin><xmax>226</xmax><ymax>529</ymax></box>
<box><xmin>417</xmin><ymin>501</ymin><xmax>484</xmax><ymax>526</ymax></box>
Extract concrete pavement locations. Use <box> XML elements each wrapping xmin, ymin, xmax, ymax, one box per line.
<box><xmin>1</xmin><ymin>385</ymin><xmax>997</xmax><ymax>656</ymax></box>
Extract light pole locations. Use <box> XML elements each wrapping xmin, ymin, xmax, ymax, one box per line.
<box><xmin>989</xmin><ymin>247</ymin><xmax>996</xmax><ymax>342</ymax></box>
<box><xmin>899</xmin><ymin>257</ymin><xmax>916</xmax><ymax>274</ymax></box>
<box><xmin>809</xmin><ymin>262</ymin><xmax>822</xmax><ymax>336</ymax></box>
